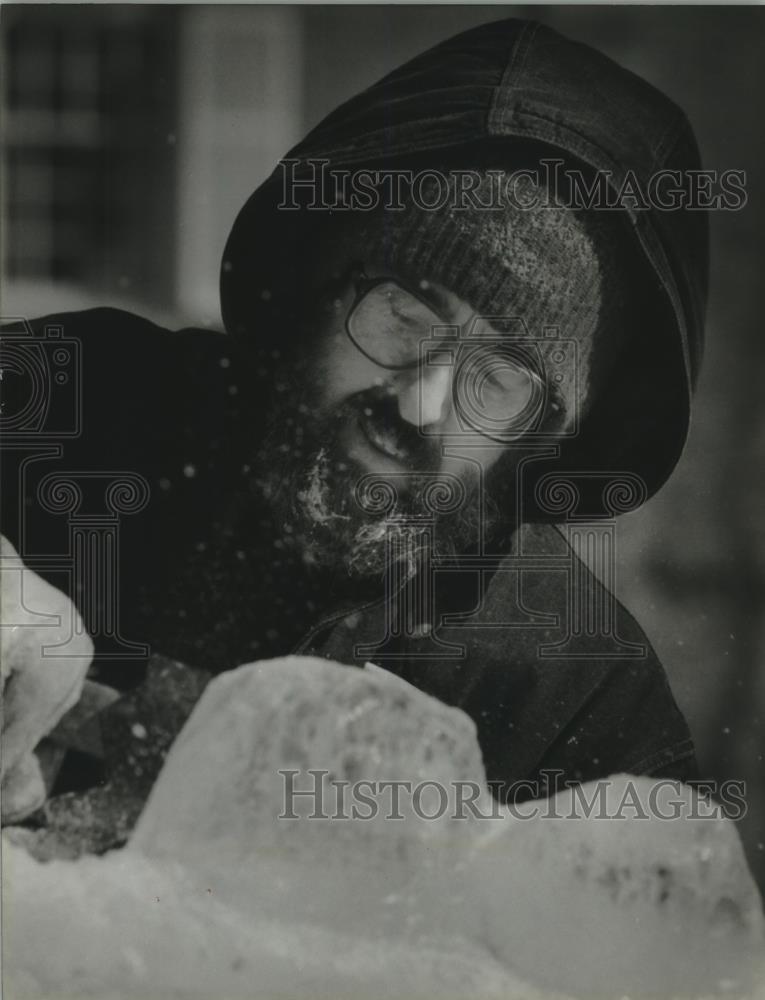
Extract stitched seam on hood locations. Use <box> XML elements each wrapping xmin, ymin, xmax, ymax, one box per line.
<box><xmin>650</xmin><ymin>106</ymin><xmax>691</xmax><ymax>172</ymax></box>
<box><xmin>488</xmin><ymin>19</ymin><xmax>542</xmax><ymax>128</ymax></box>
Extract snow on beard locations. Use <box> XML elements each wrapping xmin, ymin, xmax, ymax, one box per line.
<box><xmin>256</xmin><ymin>386</ymin><xmax>493</xmax><ymax>580</ymax></box>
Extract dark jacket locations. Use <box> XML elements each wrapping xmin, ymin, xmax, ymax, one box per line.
<box><xmin>1</xmin><ymin>20</ymin><xmax>705</xmax><ymax>843</ymax></box>
<box><xmin>1</xmin><ymin>305</ymin><xmax>695</xmax><ymax>803</ymax></box>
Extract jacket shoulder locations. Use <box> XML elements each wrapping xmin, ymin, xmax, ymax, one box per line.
<box><xmin>2</xmin><ymin>306</ymin><xmax>227</xmax><ymax>348</ymax></box>
<box><xmin>2</xmin><ymin>305</ymin><xmax>232</xmax><ymax>416</ymax></box>
<box><xmin>3</xmin><ymin>306</ymin><xmax>170</xmax><ymax>337</ymax></box>
<box><xmin>1</xmin><ymin>305</ymin><xmax>236</xmax><ymax>525</ymax></box>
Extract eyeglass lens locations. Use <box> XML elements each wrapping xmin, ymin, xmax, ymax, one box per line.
<box><xmin>348</xmin><ymin>281</ymin><xmax>540</xmax><ymax>428</ymax></box>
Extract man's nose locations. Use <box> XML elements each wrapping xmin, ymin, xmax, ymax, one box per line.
<box><xmin>396</xmin><ymin>364</ymin><xmax>453</xmax><ymax>429</ymax></box>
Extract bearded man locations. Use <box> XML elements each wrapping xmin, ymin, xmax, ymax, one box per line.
<box><xmin>0</xmin><ymin>18</ymin><xmax>707</xmax><ymax>840</ymax></box>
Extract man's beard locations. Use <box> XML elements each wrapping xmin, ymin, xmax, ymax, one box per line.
<box><xmin>255</xmin><ymin>386</ymin><xmax>498</xmax><ymax>581</ymax></box>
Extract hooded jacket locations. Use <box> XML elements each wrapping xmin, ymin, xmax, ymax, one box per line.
<box><xmin>223</xmin><ymin>17</ymin><xmax>708</xmax><ymax>507</ymax></box>
<box><xmin>1</xmin><ymin>19</ymin><xmax>705</xmax><ymax>845</ymax></box>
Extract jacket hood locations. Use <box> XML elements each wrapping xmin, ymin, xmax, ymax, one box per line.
<box><xmin>221</xmin><ymin>18</ymin><xmax>708</xmax><ymax>518</ymax></box>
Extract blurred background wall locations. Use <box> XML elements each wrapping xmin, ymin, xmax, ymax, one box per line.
<box><xmin>2</xmin><ymin>4</ymin><xmax>764</xmax><ymax>890</ymax></box>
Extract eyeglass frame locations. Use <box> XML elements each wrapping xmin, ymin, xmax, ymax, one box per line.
<box><xmin>342</xmin><ymin>261</ymin><xmax>452</xmax><ymax>371</ymax></box>
<box><xmin>337</xmin><ymin>260</ymin><xmax>566</xmax><ymax>441</ymax></box>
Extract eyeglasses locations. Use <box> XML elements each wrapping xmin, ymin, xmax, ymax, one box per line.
<box><xmin>344</xmin><ymin>263</ymin><xmax>547</xmax><ymax>438</ymax></box>
<box><xmin>345</xmin><ymin>263</ymin><xmax>447</xmax><ymax>371</ymax></box>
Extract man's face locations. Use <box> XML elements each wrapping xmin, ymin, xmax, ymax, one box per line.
<box><xmin>258</xmin><ymin>257</ymin><xmax>541</xmax><ymax>579</ymax></box>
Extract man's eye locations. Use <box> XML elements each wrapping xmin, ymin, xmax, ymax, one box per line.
<box><xmin>351</xmin><ymin>283</ymin><xmax>444</xmax><ymax>366</ymax></box>
<box><xmin>382</xmin><ymin>286</ymin><xmax>439</xmax><ymax>328</ymax></box>
<box><xmin>387</xmin><ymin>301</ymin><xmax>419</xmax><ymax>326</ymax></box>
